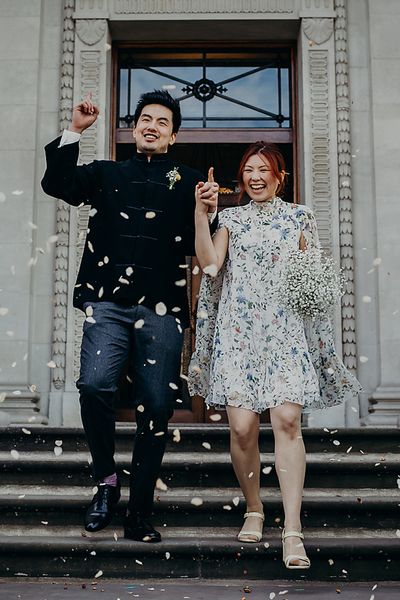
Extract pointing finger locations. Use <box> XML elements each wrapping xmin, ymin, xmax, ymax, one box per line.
<box><xmin>207</xmin><ymin>167</ymin><xmax>214</xmax><ymax>183</ymax></box>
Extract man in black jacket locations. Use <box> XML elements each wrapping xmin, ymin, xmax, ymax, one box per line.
<box><xmin>42</xmin><ymin>90</ymin><xmax>218</xmax><ymax>542</ymax></box>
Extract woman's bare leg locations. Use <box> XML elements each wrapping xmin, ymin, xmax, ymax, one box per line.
<box><xmin>226</xmin><ymin>406</ymin><xmax>263</xmax><ymax>539</ymax></box>
<box><xmin>270</xmin><ymin>402</ymin><xmax>308</xmax><ymax>566</ymax></box>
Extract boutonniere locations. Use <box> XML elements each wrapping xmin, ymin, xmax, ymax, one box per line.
<box><xmin>166</xmin><ymin>167</ymin><xmax>181</xmax><ymax>190</ymax></box>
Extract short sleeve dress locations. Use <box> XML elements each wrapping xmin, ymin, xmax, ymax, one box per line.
<box><xmin>188</xmin><ymin>197</ymin><xmax>361</xmax><ymax>413</ymax></box>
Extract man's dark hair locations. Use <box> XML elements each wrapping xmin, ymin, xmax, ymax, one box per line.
<box><xmin>133</xmin><ymin>89</ymin><xmax>182</xmax><ymax>134</ymax></box>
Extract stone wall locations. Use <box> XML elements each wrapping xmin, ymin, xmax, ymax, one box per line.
<box><xmin>0</xmin><ymin>0</ymin><xmax>64</xmax><ymax>424</ymax></box>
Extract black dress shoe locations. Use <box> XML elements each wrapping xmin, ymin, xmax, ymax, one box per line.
<box><xmin>84</xmin><ymin>482</ymin><xmax>121</xmax><ymax>532</ymax></box>
<box><xmin>124</xmin><ymin>513</ymin><xmax>161</xmax><ymax>543</ymax></box>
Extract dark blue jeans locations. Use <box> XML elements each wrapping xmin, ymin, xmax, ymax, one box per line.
<box><xmin>77</xmin><ymin>301</ymin><xmax>183</xmax><ymax>516</ymax></box>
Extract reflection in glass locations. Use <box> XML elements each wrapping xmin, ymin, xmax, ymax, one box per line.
<box><xmin>118</xmin><ymin>50</ymin><xmax>292</xmax><ymax>129</ymax></box>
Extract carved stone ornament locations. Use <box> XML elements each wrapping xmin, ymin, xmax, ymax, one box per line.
<box><xmin>52</xmin><ymin>0</ymin><xmax>76</xmax><ymax>390</ymax></box>
<box><xmin>76</xmin><ymin>19</ymin><xmax>107</xmax><ymax>45</ymax></box>
<box><xmin>114</xmin><ymin>0</ymin><xmax>295</xmax><ymax>14</ymax></box>
<box><xmin>303</xmin><ymin>18</ymin><xmax>334</xmax><ymax>44</ymax></box>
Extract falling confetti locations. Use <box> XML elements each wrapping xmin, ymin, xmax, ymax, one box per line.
<box><xmin>120</xmin><ymin>212</ymin><xmax>129</xmax><ymax>219</ymax></box>
<box><xmin>0</xmin><ymin>192</ymin><xmax>6</xmax><ymax>202</ymax></box>
<box><xmin>372</xmin><ymin>258</ymin><xmax>382</xmax><ymax>266</ymax></box>
<box><xmin>191</xmin><ymin>497</ymin><xmax>203</xmax><ymax>507</ymax></box>
<box><xmin>12</xmin><ymin>190</ymin><xmax>24</xmax><ymax>195</ymax></box>
<box><xmin>333</xmin><ymin>440</ymin><xmax>340</xmax><ymax>446</ymax></box>
<box><xmin>165</xmin><ymin>552</ymin><xmax>171</xmax><ymax>559</ymax></box>
<box><xmin>155</xmin><ymin>478</ymin><xmax>168</xmax><ymax>491</ymax></box>
<box><xmin>362</xmin><ymin>296</ymin><xmax>372</xmax><ymax>303</ymax></box>
<box><xmin>202</xmin><ymin>442</ymin><xmax>211</xmax><ymax>450</ymax></box>
<box><xmin>47</xmin><ymin>360</ymin><xmax>56</xmax><ymax>369</ymax></box>
<box><xmin>155</xmin><ymin>302</ymin><xmax>167</xmax><ymax>316</ymax></box>
<box><xmin>262</xmin><ymin>466</ymin><xmax>272</xmax><ymax>475</ymax></box>
<box><xmin>0</xmin><ymin>307</ymin><xmax>9</xmax><ymax>317</ymax></box>
<box><xmin>192</xmin><ymin>265</ymin><xmax>200</xmax><ymax>275</ymax></box>
<box><xmin>173</xmin><ymin>429</ymin><xmax>181</xmax><ymax>443</ymax></box>
<box><xmin>145</xmin><ymin>211</ymin><xmax>156</xmax><ymax>219</ymax></box>
<box><xmin>147</xmin><ymin>359</ymin><xmax>156</xmax><ymax>364</ymax></box>
<box><xmin>203</xmin><ymin>263</ymin><xmax>218</xmax><ymax>277</ymax></box>
<box><xmin>359</xmin><ymin>356</ymin><xmax>369</xmax><ymax>363</ymax></box>
<box><xmin>175</xmin><ymin>279</ymin><xmax>186</xmax><ymax>287</ymax></box>
<box><xmin>10</xmin><ymin>450</ymin><xmax>20</xmax><ymax>459</ymax></box>
<box><xmin>137</xmin><ymin>405</ymin><xmax>145</xmax><ymax>413</ymax></box>
<box><xmin>169</xmin><ymin>382</ymin><xmax>178</xmax><ymax>390</ymax></box>
<box><xmin>94</xmin><ymin>570</ymin><xmax>103</xmax><ymax>578</ymax></box>
<box><xmin>232</xmin><ymin>497</ymin><xmax>240</xmax><ymax>506</ymax></box>
<box><xmin>223</xmin><ymin>504</ymin><xmax>232</xmax><ymax>511</ymax></box>
<box><xmin>209</xmin><ymin>413</ymin><xmax>221</xmax><ymax>422</ymax></box>
<box><xmin>89</xmin><ymin>208</ymin><xmax>97</xmax><ymax>217</ymax></box>
<box><xmin>22</xmin><ymin>428</ymin><xmax>31</xmax><ymax>435</ymax></box>
<box><xmin>134</xmin><ymin>319</ymin><xmax>145</xmax><ymax>329</ymax></box>
<box><xmin>54</xmin><ymin>447</ymin><xmax>63</xmax><ymax>457</ymax></box>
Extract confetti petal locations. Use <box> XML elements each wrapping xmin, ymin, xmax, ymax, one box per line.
<box><xmin>155</xmin><ymin>302</ymin><xmax>167</xmax><ymax>316</ymax></box>
<box><xmin>191</xmin><ymin>497</ymin><xmax>203</xmax><ymax>507</ymax></box>
<box><xmin>203</xmin><ymin>263</ymin><xmax>218</xmax><ymax>277</ymax></box>
<box><xmin>156</xmin><ymin>478</ymin><xmax>168</xmax><ymax>491</ymax></box>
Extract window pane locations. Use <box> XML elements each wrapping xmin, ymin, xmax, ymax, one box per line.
<box><xmin>118</xmin><ymin>49</ymin><xmax>292</xmax><ymax>129</ymax></box>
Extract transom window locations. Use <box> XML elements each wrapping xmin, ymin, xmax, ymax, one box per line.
<box><xmin>117</xmin><ymin>48</ymin><xmax>292</xmax><ymax>130</ymax></box>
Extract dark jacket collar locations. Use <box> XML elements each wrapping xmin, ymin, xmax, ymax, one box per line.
<box><xmin>133</xmin><ymin>152</ymin><xmax>169</xmax><ymax>163</ymax></box>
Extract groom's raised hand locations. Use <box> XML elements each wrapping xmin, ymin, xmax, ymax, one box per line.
<box><xmin>69</xmin><ymin>92</ymin><xmax>100</xmax><ymax>134</ymax></box>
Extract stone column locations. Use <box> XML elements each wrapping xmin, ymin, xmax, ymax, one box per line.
<box><xmin>298</xmin><ymin>0</ymin><xmax>355</xmax><ymax>426</ymax></box>
<box><xmin>52</xmin><ymin>2</ymin><xmax>111</xmax><ymax>426</ymax></box>
<box><xmin>364</xmin><ymin>0</ymin><xmax>400</xmax><ymax>425</ymax></box>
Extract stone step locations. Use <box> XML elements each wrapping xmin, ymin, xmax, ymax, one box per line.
<box><xmin>0</xmin><ymin>487</ymin><xmax>399</xmax><ymax>530</ymax></box>
<box><xmin>1</xmin><ymin>426</ymin><xmax>400</xmax><ymax>454</ymax></box>
<box><xmin>0</xmin><ymin>529</ymin><xmax>399</xmax><ymax>581</ymax></box>
<box><xmin>1</xmin><ymin>451</ymin><xmax>399</xmax><ymax>488</ymax></box>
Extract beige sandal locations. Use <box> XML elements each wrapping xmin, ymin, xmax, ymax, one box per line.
<box><xmin>237</xmin><ymin>511</ymin><xmax>264</xmax><ymax>543</ymax></box>
<box><xmin>282</xmin><ymin>529</ymin><xmax>311</xmax><ymax>569</ymax></box>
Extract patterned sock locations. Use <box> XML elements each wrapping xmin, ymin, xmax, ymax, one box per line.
<box><xmin>101</xmin><ymin>472</ymin><xmax>118</xmax><ymax>487</ymax></box>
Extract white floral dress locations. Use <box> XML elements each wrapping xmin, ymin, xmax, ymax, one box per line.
<box><xmin>188</xmin><ymin>197</ymin><xmax>361</xmax><ymax>413</ymax></box>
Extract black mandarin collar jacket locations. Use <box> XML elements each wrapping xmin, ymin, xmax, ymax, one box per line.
<box><xmin>42</xmin><ymin>137</ymin><xmax>216</xmax><ymax>328</ymax></box>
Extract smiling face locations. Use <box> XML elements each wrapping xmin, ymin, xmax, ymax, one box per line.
<box><xmin>133</xmin><ymin>104</ymin><xmax>177</xmax><ymax>155</ymax></box>
<box><xmin>242</xmin><ymin>153</ymin><xmax>282</xmax><ymax>203</ymax></box>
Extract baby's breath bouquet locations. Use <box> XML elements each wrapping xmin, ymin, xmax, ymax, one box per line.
<box><xmin>278</xmin><ymin>249</ymin><xmax>345</xmax><ymax>319</ymax></box>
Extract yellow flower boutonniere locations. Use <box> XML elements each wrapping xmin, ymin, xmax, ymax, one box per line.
<box><xmin>166</xmin><ymin>167</ymin><xmax>181</xmax><ymax>190</ymax></box>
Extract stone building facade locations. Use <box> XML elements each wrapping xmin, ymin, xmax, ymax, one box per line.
<box><xmin>0</xmin><ymin>0</ymin><xmax>399</xmax><ymax>427</ymax></box>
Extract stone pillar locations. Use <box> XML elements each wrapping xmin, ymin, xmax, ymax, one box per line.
<box><xmin>363</xmin><ymin>0</ymin><xmax>400</xmax><ymax>425</ymax></box>
<box><xmin>50</xmin><ymin>1</ymin><xmax>111</xmax><ymax>425</ymax></box>
<box><xmin>65</xmin><ymin>15</ymin><xmax>111</xmax><ymax>426</ymax></box>
<box><xmin>298</xmin><ymin>0</ymin><xmax>355</xmax><ymax>426</ymax></box>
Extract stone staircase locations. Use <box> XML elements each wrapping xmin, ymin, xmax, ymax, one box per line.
<box><xmin>0</xmin><ymin>425</ymin><xmax>399</xmax><ymax>581</ymax></box>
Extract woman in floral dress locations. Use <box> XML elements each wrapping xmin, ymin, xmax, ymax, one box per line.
<box><xmin>189</xmin><ymin>142</ymin><xmax>361</xmax><ymax>569</ymax></box>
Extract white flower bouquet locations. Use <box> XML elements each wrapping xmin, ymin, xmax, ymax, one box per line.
<box><xmin>277</xmin><ymin>249</ymin><xmax>345</xmax><ymax>319</ymax></box>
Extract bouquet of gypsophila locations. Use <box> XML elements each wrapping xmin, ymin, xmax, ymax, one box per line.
<box><xmin>277</xmin><ymin>248</ymin><xmax>345</xmax><ymax>319</ymax></box>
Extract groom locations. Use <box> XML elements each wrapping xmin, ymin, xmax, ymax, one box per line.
<box><xmin>42</xmin><ymin>90</ymin><xmax>218</xmax><ymax>542</ymax></box>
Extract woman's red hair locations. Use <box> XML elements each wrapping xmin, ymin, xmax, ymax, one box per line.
<box><xmin>237</xmin><ymin>142</ymin><xmax>286</xmax><ymax>203</ymax></box>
